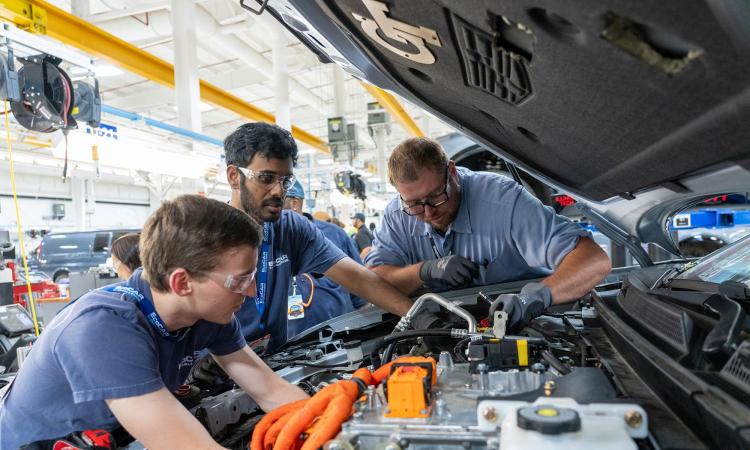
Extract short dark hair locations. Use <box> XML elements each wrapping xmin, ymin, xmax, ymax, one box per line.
<box><xmin>388</xmin><ymin>137</ymin><xmax>448</xmax><ymax>184</ymax></box>
<box><xmin>111</xmin><ymin>233</ymin><xmax>141</xmax><ymax>273</ymax></box>
<box><xmin>224</xmin><ymin>122</ymin><xmax>298</xmax><ymax>167</ymax></box>
<box><xmin>140</xmin><ymin>195</ymin><xmax>262</xmax><ymax>292</ymax></box>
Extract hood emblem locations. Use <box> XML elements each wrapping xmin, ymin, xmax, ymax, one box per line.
<box><xmin>353</xmin><ymin>0</ymin><xmax>442</xmax><ymax>64</ymax></box>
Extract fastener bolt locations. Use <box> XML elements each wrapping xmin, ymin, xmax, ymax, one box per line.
<box><xmin>624</xmin><ymin>410</ymin><xmax>643</xmax><ymax>428</ymax></box>
<box><xmin>543</xmin><ymin>380</ymin><xmax>556</xmax><ymax>396</ymax></box>
<box><xmin>482</xmin><ymin>406</ymin><xmax>498</xmax><ymax>422</ymax></box>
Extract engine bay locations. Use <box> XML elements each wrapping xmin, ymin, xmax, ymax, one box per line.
<box><xmin>173</xmin><ymin>282</ymin><xmax>664</xmax><ymax>450</ymax></box>
<box><xmin>2</xmin><ymin>263</ymin><xmax>748</xmax><ymax>449</ymax></box>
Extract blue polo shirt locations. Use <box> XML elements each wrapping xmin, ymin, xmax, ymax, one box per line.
<box><xmin>311</xmin><ymin>217</ymin><xmax>365</xmax><ymax>309</ymax></box>
<box><xmin>285</xmin><ymin>217</ymin><xmax>366</xmax><ymax>339</ymax></box>
<box><xmin>364</xmin><ymin>167</ymin><xmax>590</xmax><ymax>286</ymax></box>
<box><xmin>0</xmin><ymin>269</ymin><xmax>246</xmax><ymax>449</ymax></box>
<box><xmin>236</xmin><ymin>210</ymin><xmax>347</xmax><ymax>351</ymax></box>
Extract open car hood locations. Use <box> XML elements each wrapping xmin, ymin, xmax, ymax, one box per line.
<box><xmin>263</xmin><ymin>0</ymin><xmax>750</xmax><ymax>250</ymax></box>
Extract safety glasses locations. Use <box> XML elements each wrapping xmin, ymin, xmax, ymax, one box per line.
<box><xmin>207</xmin><ymin>268</ymin><xmax>257</xmax><ymax>294</ymax></box>
<box><xmin>234</xmin><ymin>165</ymin><xmax>296</xmax><ymax>192</ymax></box>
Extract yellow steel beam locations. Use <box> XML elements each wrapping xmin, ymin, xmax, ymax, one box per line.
<box><xmin>360</xmin><ymin>82</ymin><xmax>424</xmax><ymax>138</ymax></box>
<box><xmin>7</xmin><ymin>0</ymin><xmax>329</xmax><ymax>153</ymax></box>
<box><xmin>0</xmin><ymin>0</ymin><xmax>46</xmax><ymax>34</ymax></box>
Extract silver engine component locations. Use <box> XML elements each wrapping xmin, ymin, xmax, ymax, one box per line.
<box><xmin>270</xmin><ymin>338</ymin><xmax>364</xmax><ymax>385</ymax></box>
<box><xmin>327</xmin><ymin>353</ymin><xmax>647</xmax><ymax>450</ymax></box>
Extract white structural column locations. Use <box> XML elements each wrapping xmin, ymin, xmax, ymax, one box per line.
<box><xmin>71</xmin><ymin>178</ymin><xmax>95</xmax><ymax>230</ymax></box>
<box><xmin>374</xmin><ymin>127</ymin><xmax>387</xmax><ymax>186</ymax></box>
<box><xmin>272</xmin><ymin>27</ymin><xmax>291</xmax><ymax>131</ymax></box>
<box><xmin>333</xmin><ymin>65</ymin><xmax>346</xmax><ymax>117</ymax></box>
<box><xmin>71</xmin><ymin>0</ymin><xmax>90</xmax><ymax>20</ymax></box>
<box><xmin>422</xmin><ymin>113</ymin><xmax>432</xmax><ymax>138</ymax></box>
<box><xmin>170</xmin><ymin>0</ymin><xmax>202</xmax><ymax>133</ymax></box>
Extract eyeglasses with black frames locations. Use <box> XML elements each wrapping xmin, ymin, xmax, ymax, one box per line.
<box><xmin>399</xmin><ymin>166</ymin><xmax>451</xmax><ymax>216</ymax></box>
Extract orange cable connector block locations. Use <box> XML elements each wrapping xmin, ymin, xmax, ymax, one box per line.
<box><xmin>384</xmin><ymin>358</ymin><xmax>436</xmax><ymax>419</ymax></box>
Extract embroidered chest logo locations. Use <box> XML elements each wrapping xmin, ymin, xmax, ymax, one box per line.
<box><xmin>269</xmin><ymin>254</ymin><xmax>290</xmax><ymax>269</ymax></box>
<box><xmin>353</xmin><ymin>0</ymin><xmax>442</xmax><ymax>64</ymax></box>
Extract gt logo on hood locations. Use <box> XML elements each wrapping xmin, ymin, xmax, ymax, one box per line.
<box><xmin>353</xmin><ymin>0</ymin><xmax>442</xmax><ymax>64</ymax></box>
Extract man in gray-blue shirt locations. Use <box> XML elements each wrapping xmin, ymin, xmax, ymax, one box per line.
<box><xmin>364</xmin><ymin>137</ymin><xmax>611</xmax><ymax>331</ymax></box>
<box><xmin>0</xmin><ymin>195</ymin><xmax>308</xmax><ymax>449</ymax></box>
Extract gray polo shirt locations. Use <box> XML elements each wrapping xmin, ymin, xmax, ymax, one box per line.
<box><xmin>364</xmin><ymin>167</ymin><xmax>590</xmax><ymax>285</ymax></box>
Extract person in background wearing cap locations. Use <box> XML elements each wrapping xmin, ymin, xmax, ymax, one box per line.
<box><xmin>352</xmin><ymin>212</ymin><xmax>374</xmax><ymax>259</ymax></box>
<box><xmin>364</xmin><ymin>137</ymin><xmax>611</xmax><ymax>332</ymax></box>
<box><xmin>282</xmin><ymin>180</ymin><xmax>367</xmax><ymax>338</ymax></box>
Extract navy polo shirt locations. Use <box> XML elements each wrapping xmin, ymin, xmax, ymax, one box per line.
<box><xmin>236</xmin><ymin>210</ymin><xmax>346</xmax><ymax>351</ymax></box>
<box><xmin>0</xmin><ymin>269</ymin><xmax>245</xmax><ymax>449</ymax></box>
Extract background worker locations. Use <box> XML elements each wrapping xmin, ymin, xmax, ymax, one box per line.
<box><xmin>352</xmin><ymin>212</ymin><xmax>374</xmax><ymax>259</ymax></box>
<box><xmin>223</xmin><ymin>122</ymin><xmax>412</xmax><ymax>352</ymax></box>
<box><xmin>364</xmin><ymin>137</ymin><xmax>611</xmax><ymax>331</ymax></box>
<box><xmin>0</xmin><ymin>195</ymin><xmax>308</xmax><ymax>450</ymax></box>
<box><xmin>283</xmin><ymin>180</ymin><xmax>366</xmax><ymax>338</ymax></box>
<box><xmin>110</xmin><ymin>232</ymin><xmax>141</xmax><ymax>280</ymax></box>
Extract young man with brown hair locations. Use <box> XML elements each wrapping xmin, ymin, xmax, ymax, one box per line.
<box><xmin>364</xmin><ymin>137</ymin><xmax>611</xmax><ymax>331</ymax></box>
<box><xmin>0</xmin><ymin>195</ymin><xmax>308</xmax><ymax>450</ymax></box>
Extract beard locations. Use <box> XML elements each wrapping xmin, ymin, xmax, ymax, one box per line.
<box><xmin>240</xmin><ymin>184</ymin><xmax>284</xmax><ymax>223</ymax></box>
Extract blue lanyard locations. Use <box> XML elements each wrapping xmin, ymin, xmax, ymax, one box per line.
<box><xmin>254</xmin><ymin>222</ymin><xmax>272</xmax><ymax>327</ymax></box>
<box><xmin>104</xmin><ymin>284</ymin><xmax>189</xmax><ymax>342</ymax></box>
<box><xmin>429</xmin><ymin>234</ymin><xmax>452</xmax><ymax>259</ymax></box>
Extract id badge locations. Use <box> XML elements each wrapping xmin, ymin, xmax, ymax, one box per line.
<box><xmin>287</xmin><ymin>294</ymin><xmax>305</xmax><ymax>320</ymax></box>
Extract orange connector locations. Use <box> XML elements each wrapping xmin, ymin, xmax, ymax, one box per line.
<box><xmin>384</xmin><ymin>357</ymin><xmax>436</xmax><ymax>419</ymax></box>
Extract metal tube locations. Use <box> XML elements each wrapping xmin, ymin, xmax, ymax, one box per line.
<box><xmin>395</xmin><ymin>293</ymin><xmax>477</xmax><ymax>333</ymax></box>
<box><xmin>102</xmin><ymin>104</ymin><xmax>223</xmax><ymax>146</ymax></box>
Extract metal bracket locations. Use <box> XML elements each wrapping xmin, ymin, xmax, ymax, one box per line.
<box><xmin>492</xmin><ymin>311</ymin><xmax>507</xmax><ymax>339</ymax></box>
<box><xmin>0</xmin><ymin>0</ymin><xmax>47</xmax><ymax>34</ymax></box>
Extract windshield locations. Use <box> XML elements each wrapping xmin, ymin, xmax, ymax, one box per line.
<box><xmin>674</xmin><ymin>234</ymin><xmax>750</xmax><ymax>287</ymax></box>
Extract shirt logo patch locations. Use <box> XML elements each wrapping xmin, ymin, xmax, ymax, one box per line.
<box><xmin>177</xmin><ymin>351</ymin><xmax>204</xmax><ymax>370</ymax></box>
<box><xmin>269</xmin><ymin>254</ymin><xmax>290</xmax><ymax>268</ymax></box>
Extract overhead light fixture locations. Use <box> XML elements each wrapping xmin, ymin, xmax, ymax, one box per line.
<box><xmin>94</xmin><ymin>64</ymin><xmax>124</xmax><ymax>77</ymax></box>
<box><xmin>72</xmin><ymin>64</ymin><xmax>123</xmax><ymax>78</ymax></box>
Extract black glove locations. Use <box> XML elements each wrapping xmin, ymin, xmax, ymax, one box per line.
<box><xmin>419</xmin><ymin>255</ymin><xmax>479</xmax><ymax>289</ymax></box>
<box><xmin>188</xmin><ymin>355</ymin><xmax>228</xmax><ymax>386</ymax></box>
<box><xmin>489</xmin><ymin>282</ymin><xmax>553</xmax><ymax>333</ymax></box>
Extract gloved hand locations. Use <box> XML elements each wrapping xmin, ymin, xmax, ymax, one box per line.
<box><xmin>419</xmin><ymin>255</ymin><xmax>479</xmax><ymax>289</ymax></box>
<box><xmin>489</xmin><ymin>282</ymin><xmax>553</xmax><ymax>333</ymax></box>
<box><xmin>188</xmin><ymin>355</ymin><xmax>228</xmax><ymax>386</ymax></box>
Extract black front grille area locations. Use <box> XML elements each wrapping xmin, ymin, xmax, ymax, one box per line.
<box><xmin>619</xmin><ymin>288</ymin><xmax>692</xmax><ymax>354</ymax></box>
<box><xmin>721</xmin><ymin>341</ymin><xmax>750</xmax><ymax>394</ymax></box>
